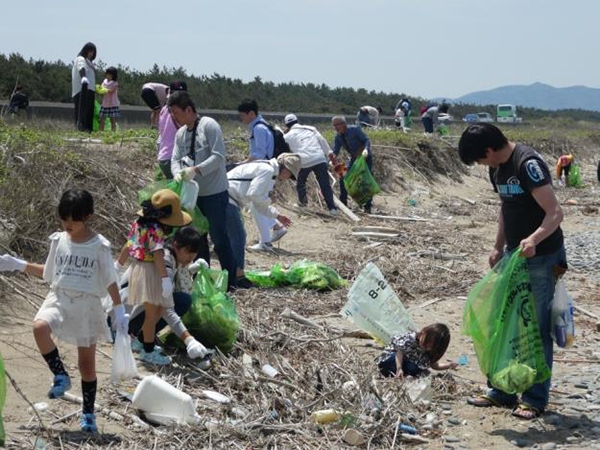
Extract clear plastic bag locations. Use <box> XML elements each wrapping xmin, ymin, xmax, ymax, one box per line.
<box><xmin>111</xmin><ymin>329</ymin><xmax>138</xmax><ymax>383</ymax></box>
<box><xmin>551</xmin><ymin>279</ymin><xmax>575</xmax><ymax>348</ymax></box>
<box><xmin>179</xmin><ymin>180</ymin><xmax>199</xmax><ymax>211</ymax></box>
<box><xmin>340</xmin><ymin>262</ymin><xmax>416</xmax><ymax>344</ymax></box>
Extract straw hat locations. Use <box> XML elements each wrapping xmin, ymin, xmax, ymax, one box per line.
<box><xmin>138</xmin><ymin>189</ymin><xmax>192</xmax><ymax>227</ymax></box>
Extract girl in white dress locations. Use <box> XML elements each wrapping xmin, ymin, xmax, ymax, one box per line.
<box><xmin>0</xmin><ymin>189</ymin><xmax>128</xmax><ymax>433</ymax></box>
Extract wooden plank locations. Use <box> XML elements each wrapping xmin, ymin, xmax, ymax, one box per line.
<box><xmin>352</xmin><ymin>226</ymin><xmax>399</xmax><ymax>234</ymax></box>
<box><xmin>368</xmin><ymin>214</ymin><xmax>429</xmax><ymax>222</ymax></box>
<box><xmin>352</xmin><ymin>232</ymin><xmax>400</xmax><ymax>239</ymax></box>
<box><xmin>573</xmin><ymin>304</ymin><xmax>600</xmax><ymax>320</ymax></box>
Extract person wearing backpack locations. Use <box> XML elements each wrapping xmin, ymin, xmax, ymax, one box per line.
<box><xmin>237</xmin><ymin>99</ymin><xmax>289</xmax><ymax>251</ymax></box>
<box><xmin>283</xmin><ymin>114</ymin><xmax>338</xmax><ymax>217</ymax></box>
<box><xmin>167</xmin><ymin>91</ymin><xmax>240</xmax><ymax>290</ymax></box>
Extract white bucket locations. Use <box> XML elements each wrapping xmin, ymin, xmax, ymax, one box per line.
<box><xmin>132</xmin><ymin>375</ymin><xmax>199</xmax><ymax>425</ymax></box>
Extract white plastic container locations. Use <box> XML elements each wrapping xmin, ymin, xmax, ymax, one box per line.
<box><xmin>132</xmin><ymin>375</ymin><xmax>199</xmax><ymax>425</ymax></box>
<box><xmin>261</xmin><ymin>364</ymin><xmax>279</xmax><ymax>377</ymax></box>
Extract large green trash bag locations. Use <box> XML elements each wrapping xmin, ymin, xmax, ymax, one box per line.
<box><xmin>164</xmin><ymin>268</ymin><xmax>239</xmax><ymax>354</ymax></box>
<box><xmin>567</xmin><ymin>164</ymin><xmax>584</xmax><ymax>188</ymax></box>
<box><xmin>0</xmin><ymin>353</ymin><xmax>6</xmax><ymax>447</ymax></box>
<box><xmin>462</xmin><ymin>250</ymin><xmax>551</xmax><ymax>394</ymax></box>
<box><xmin>246</xmin><ymin>260</ymin><xmax>346</xmax><ymax>291</ymax></box>
<box><xmin>137</xmin><ymin>180</ymin><xmax>209</xmax><ymax>235</ymax></box>
<box><xmin>344</xmin><ymin>154</ymin><xmax>381</xmax><ymax>206</ymax></box>
<box><xmin>92</xmin><ymin>100</ymin><xmax>116</xmax><ymax>131</ymax></box>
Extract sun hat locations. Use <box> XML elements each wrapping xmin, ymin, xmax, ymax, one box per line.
<box><xmin>276</xmin><ymin>153</ymin><xmax>301</xmax><ymax>179</ymax></box>
<box><xmin>138</xmin><ymin>189</ymin><xmax>192</xmax><ymax>227</ymax></box>
<box><xmin>284</xmin><ymin>113</ymin><xmax>298</xmax><ymax>126</ymax></box>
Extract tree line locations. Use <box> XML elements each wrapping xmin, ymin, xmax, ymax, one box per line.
<box><xmin>2</xmin><ymin>52</ymin><xmax>600</xmax><ymax>122</ymax></box>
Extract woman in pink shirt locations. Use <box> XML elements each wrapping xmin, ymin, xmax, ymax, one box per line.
<box><xmin>99</xmin><ymin>67</ymin><xmax>120</xmax><ymax>131</ymax></box>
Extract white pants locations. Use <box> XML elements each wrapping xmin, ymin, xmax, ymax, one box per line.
<box><xmin>249</xmin><ymin>204</ymin><xmax>277</xmax><ymax>244</ymax></box>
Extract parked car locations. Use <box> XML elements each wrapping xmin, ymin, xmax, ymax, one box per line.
<box><xmin>476</xmin><ymin>112</ymin><xmax>494</xmax><ymax>123</ymax></box>
<box><xmin>438</xmin><ymin>113</ymin><xmax>453</xmax><ymax>122</ymax></box>
<box><xmin>463</xmin><ymin>113</ymin><xmax>478</xmax><ymax>123</ymax></box>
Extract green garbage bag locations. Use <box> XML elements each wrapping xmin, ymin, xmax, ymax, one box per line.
<box><xmin>180</xmin><ymin>267</ymin><xmax>239</xmax><ymax>353</ymax></box>
<box><xmin>246</xmin><ymin>260</ymin><xmax>346</xmax><ymax>291</ymax></box>
<box><xmin>437</xmin><ymin>123</ymin><xmax>449</xmax><ymax>136</ymax></box>
<box><xmin>138</xmin><ymin>180</ymin><xmax>209</xmax><ymax>235</ymax></box>
<box><xmin>344</xmin><ymin>154</ymin><xmax>381</xmax><ymax>206</ymax></box>
<box><xmin>462</xmin><ymin>250</ymin><xmax>551</xmax><ymax>394</ymax></box>
<box><xmin>0</xmin><ymin>353</ymin><xmax>6</xmax><ymax>447</ymax></box>
<box><xmin>567</xmin><ymin>164</ymin><xmax>584</xmax><ymax>188</ymax></box>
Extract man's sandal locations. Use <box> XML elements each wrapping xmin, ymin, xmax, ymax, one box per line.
<box><xmin>467</xmin><ymin>395</ymin><xmax>502</xmax><ymax>408</ymax></box>
<box><xmin>511</xmin><ymin>404</ymin><xmax>541</xmax><ymax>420</ymax></box>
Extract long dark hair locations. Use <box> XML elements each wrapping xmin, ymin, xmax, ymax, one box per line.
<box><xmin>417</xmin><ymin>323</ymin><xmax>450</xmax><ymax>364</ymax></box>
<box><xmin>78</xmin><ymin>42</ymin><xmax>97</xmax><ymax>61</ymax></box>
<box><xmin>105</xmin><ymin>66</ymin><xmax>118</xmax><ymax>81</ymax></box>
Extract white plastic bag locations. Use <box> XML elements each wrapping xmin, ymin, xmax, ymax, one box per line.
<box><xmin>551</xmin><ymin>279</ymin><xmax>575</xmax><ymax>348</ymax></box>
<box><xmin>180</xmin><ymin>180</ymin><xmax>199</xmax><ymax>211</ymax></box>
<box><xmin>111</xmin><ymin>329</ymin><xmax>138</xmax><ymax>383</ymax></box>
<box><xmin>341</xmin><ymin>263</ymin><xmax>416</xmax><ymax>343</ymax></box>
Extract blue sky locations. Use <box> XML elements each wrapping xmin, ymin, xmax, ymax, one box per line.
<box><xmin>2</xmin><ymin>0</ymin><xmax>599</xmax><ymax>99</ymax></box>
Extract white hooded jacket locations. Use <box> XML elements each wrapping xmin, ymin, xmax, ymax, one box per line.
<box><xmin>227</xmin><ymin>159</ymin><xmax>280</xmax><ymax>219</ymax></box>
<box><xmin>283</xmin><ymin>124</ymin><xmax>332</xmax><ymax>169</ymax></box>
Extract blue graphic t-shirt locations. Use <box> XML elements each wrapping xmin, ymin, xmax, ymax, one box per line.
<box><xmin>489</xmin><ymin>144</ymin><xmax>563</xmax><ymax>255</ymax></box>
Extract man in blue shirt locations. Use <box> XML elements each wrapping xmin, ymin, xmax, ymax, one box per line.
<box><xmin>237</xmin><ymin>99</ymin><xmax>285</xmax><ymax>250</ymax></box>
<box><xmin>332</xmin><ymin>115</ymin><xmax>374</xmax><ymax>213</ymax></box>
<box><xmin>238</xmin><ymin>99</ymin><xmax>274</xmax><ymax>161</ymax></box>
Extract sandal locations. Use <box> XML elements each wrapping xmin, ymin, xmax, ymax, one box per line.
<box><xmin>467</xmin><ymin>395</ymin><xmax>501</xmax><ymax>408</ymax></box>
<box><xmin>512</xmin><ymin>404</ymin><xmax>542</xmax><ymax>420</ymax></box>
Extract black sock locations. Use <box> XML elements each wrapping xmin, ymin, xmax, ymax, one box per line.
<box><xmin>137</xmin><ymin>333</ymin><xmax>144</xmax><ymax>345</ymax></box>
<box><xmin>143</xmin><ymin>341</ymin><xmax>155</xmax><ymax>353</ymax></box>
<box><xmin>42</xmin><ymin>348</ymin><xmax>69</xmax><ymax>377</ymax></box>
<box><xmin>81</xmin><ymin>379</ymin><xmax>97</xmax><ymax>414</ymax></box>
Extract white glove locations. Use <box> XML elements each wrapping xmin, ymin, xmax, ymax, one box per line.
<box><xmin>161</xmin><ymin>277</ymin><xmax>173</xmax><ymax>298</ymax></box>
<box><xmin>81</xmin><ymin>76</ymin><xmax>89</xmax><ymax>86</ymax></box>
<box><xmin>114</xmin><ymin>261</ymin><xmax>123</xmax><ymax>272</ymax></box>
<box><xmin>362</xmin><ymin>149</ymin><xmax>369</xmax><ymax>158</ymax></box>
<box><xmin>175</xmin><ymin>167</ymin><xmax>196</xmax><ymax>183</ymax></box>
<box><xmin>113</xmin><ymin>305</ymin><xmax>129</xmax><ymax>334</ymax></box>
<box><xmin>0</xmin><ymin>255</ymin><xmax>27</xmax><ymax>272</ymax></box>
<box><xmin>185</xmin><ymin>336</ymin><xmax>209</xmax><ymax>359</ymax></box>
<box><xmin>188</xmin><ymin>259</ymin><xmax>209</xmax><ymax>274</ymax></box>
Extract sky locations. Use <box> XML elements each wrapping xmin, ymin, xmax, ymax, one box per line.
<box><xmin>2</xmin><ymin>0</ymin><xmax>599</xmax><ymax>99</ymax></box>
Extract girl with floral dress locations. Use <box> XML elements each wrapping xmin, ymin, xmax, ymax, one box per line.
<box><xmin>116</xmin><ymin>189</ymin><xmax>191</xmax><ymax>365</ymax></box>
<box><xmin>0</xmin><ymin>189</ymin><xmax>128</xmax><ymax>432</ymax></box>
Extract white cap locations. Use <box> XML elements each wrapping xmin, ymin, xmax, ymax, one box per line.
<box><xmin>284</xmin><ymin>114</ymin><xmax>298</xmax><ymax>126</ymax></box>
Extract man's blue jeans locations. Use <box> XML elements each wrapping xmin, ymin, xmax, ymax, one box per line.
<box><xmin>487</xmin><ymin>246</ymin><xmax>567</xmax><ymax>411</ymax></box>
<box><xmin>225</xmin><ymin>202</ymin><xmax>246</xmax><ymax>271</ymax></box>
<box><xmin>196</xmin><ymin>190</ymin><xmax>238</xmax><ymax>288</ymax></box>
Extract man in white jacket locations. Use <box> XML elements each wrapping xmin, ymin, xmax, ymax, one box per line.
<box><xmin>227</xmin><ymin>154</ymin><xmax>299</xmax><ymax>257</ymax></box>
<box><xmin>283</xmin><ymin>114</ymin><xmax>338</xmax><ymax>217</ymax></box>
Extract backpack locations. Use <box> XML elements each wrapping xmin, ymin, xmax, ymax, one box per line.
<box><xmin>252</xmin><ymin>120</ymin><xmax>290</xmax><ymax>158</ymax></box>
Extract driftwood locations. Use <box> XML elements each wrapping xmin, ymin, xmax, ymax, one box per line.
<box><xmin>333</xmin><ymin>196</ymin><xmax>361</xmax><ymax>222</ymax></box>
<box><xmin>573</xmin><ymin>304</ymin><xmax>599</xmax><ymax>320</ymax></box>
<box><xmin>280</xmin><ymin>308</ymin><xmax>321</xmax><ymax>329</ymax></box>
<box><xmin>368</xmin><ymin>214</ymin><xmax>429</xmax><ymax>222</ymax></box>
<box><xmin>407</xmin><ymin>250</ymin><xmax>467</xmax><ymax>261</ymax></box>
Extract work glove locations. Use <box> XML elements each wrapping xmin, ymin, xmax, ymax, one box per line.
<box><xmin>112</xmin><ymin>305</ymin><xmax>129</xmax><ymax>334</ymax></box>
<box><xmin>362</xmin><ymin>149</ymin><xmax>369</xmax><ymax>158</ymax></box>
<box><xmin>161</xmin><ymin>277</ymin><xmax>173</xmax><ymax>299</ymax></box>
<box><xmin>81</xmin><ymin>76</ymin><xmax>89</xmax><ymax>86</ymax></box>
<box><xmin>188</xmin><ymin>258</ymin><xmax>209</xmax><ymax>274</ymax></box>
<box><xmin>175</xmin><ymin>167</ymin><xmax>196</xmax><ymax>183</ymax></box>
<box><xmin>0</xmin><ymin>254</ymin><xmax>27</xmax><ymax>272</ymax></box>
<box><xmin>185</xmin><ymin>336</ymin><xmax>211</xmax><ymax>359</ymax></box>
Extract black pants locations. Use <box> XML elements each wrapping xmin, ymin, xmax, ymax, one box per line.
<box><xmin>158</xmin><ymin>160</ymin><xmax>173</xmax><ymax>180</ymax></box>
<box><xmin>378</xmin><ymin>353</ymin><xmax>430</xmax><ymax>378</ymax></box>
<box><xmin>340</xmin><ymin>154</ymin><xmax>373</xmax><ymax>209</ymax></box>
<box><xmin>422</xmin><ymin>117</ymin><xmax>434</xmax><ymax>133</ymax></box>
<box><xmin>73</xmin><ymin>87</ymin><xmax>95</xmax><ymax>132</ymax></box>
<box><xmin>296</xmin><ymin>162</ymin><xmax>336</xmax><ymax>210</ymax></box>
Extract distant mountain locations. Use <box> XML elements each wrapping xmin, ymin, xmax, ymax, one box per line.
<box><xmin>454</xmin><ymin>82</ymin><xmax>600</xmax><ymax>112</ymax></box>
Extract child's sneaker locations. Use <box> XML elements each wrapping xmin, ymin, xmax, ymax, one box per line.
<box><xmin>48</xmin><ymin>374</ymin><xmax>71</xmax><ymax>399</ymax></box>
<box><xmin>80</xmin><ymin>413</ymin><xmax>98</xmax><ymax>432</ymax></box>
<box><xmin>139</xmin><ymin>348</ymin><xmax>170</xmax><ymax>366</ymax></box>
